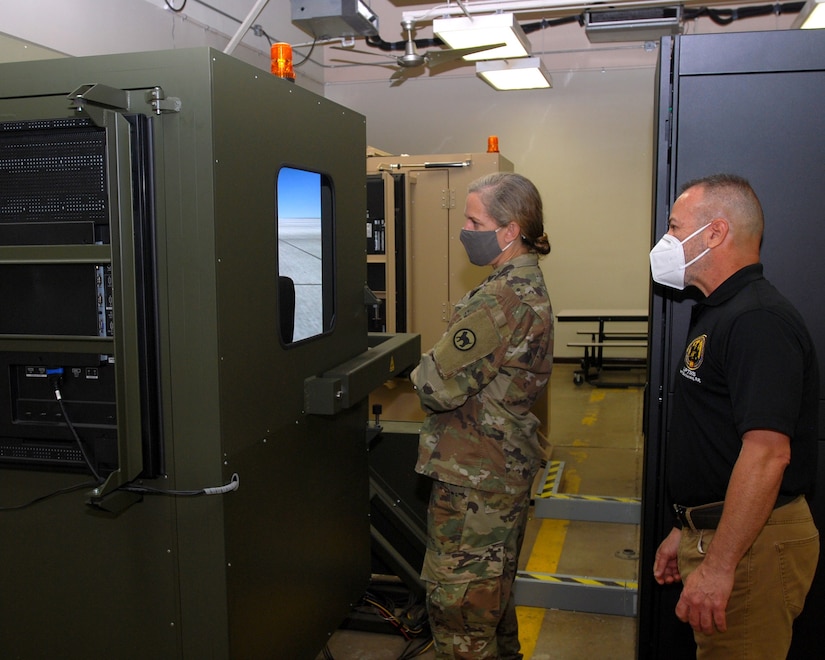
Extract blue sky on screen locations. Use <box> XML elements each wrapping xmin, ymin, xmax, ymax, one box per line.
<box><xmin>278</xmin><ymin>167</ymin><xmax>321</xmax><ymax>219</ymax></box>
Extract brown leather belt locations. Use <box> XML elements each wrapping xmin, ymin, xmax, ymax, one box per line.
<box><xmin>674</xmin><ymin>494</ymin><xmax>798</xmax><ymax>531</ymax></box>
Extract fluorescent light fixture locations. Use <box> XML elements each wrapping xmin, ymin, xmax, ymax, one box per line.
<box><xmin>476</xmin><ymin>57</ymin><xmax>552</xmax><ymax>91</ymax></box>
<box><xmin>793</xmin><ymin>0</ymin><xmax>825</xmax><ymax>28</ymax></box>
<box><xmin>434</xmin><ymin>13</ymin><xmax>531</xmax><ymax>61</ymax></box>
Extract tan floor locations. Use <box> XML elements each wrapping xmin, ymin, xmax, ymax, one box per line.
<box><xmin>317</xmin><ymin>362</ymin><xmax>644</xmax><ymax>660</ymax></box>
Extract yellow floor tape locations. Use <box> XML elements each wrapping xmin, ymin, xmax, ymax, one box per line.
<box><xmin>517</xmin><ymin>517</ymin><xmax>571</xmax><ymax>658</ymax></box>
<box><xmin>517</xmin><ymin>387</ymin><xmax>604</xmax><ymax>657</ymax></box>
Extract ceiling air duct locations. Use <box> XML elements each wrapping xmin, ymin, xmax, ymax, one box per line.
<box><xmin>584</xmin><ymin>6</ymin><xmax>683</xmax><ymax>43</ymax></box>
<box><xmin>291</xmin><ymin>0</ymin><xmax>379</xmax><ymax>40</ymax></box>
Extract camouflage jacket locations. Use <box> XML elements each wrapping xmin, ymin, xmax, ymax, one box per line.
<box><xmin>411</xmin><ymin>253</ymin><xmax>554</xmax><ymax>495</ymax></box>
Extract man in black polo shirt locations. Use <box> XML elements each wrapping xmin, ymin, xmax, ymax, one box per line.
<box><xmin>650</xmin><ymin>174</ymin><xmax>819</xmax><ymax>658</ymax></box>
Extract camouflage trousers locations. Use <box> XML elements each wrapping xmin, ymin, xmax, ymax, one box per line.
<box><xmin>422</xmin><ymin>480</ymin><xmax>532</xmax><ymax>660</ymax></box>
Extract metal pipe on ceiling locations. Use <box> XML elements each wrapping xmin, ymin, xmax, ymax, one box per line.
<box><xmin>401</xmin><ymin>0</ymin><xmax>693</xmax><ymax>24</ymax></box>
<box><xmin>224</xmin><ymin>0</ymin><xmax>270</xmax><ymax>54</ymax></box>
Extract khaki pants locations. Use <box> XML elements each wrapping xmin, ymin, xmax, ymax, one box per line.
<box><xmin>678</xmin><ymin>496</ymin><xmax>819</xmax><ymax>659</ymax></box>
<box><xmin>422</xmin><ymin>480</ymin><xmax>531</xmax><ymax>660</ymax></box>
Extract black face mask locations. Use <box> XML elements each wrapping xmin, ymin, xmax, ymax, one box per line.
<box><xmin>460</xmin><ymin>227</ymin><xmax>511</xmax><ymax>266</ymax></box>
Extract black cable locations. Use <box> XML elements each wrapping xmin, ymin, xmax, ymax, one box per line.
<box><xmin>164</xmin><ymin>0</ymin><xmax>187</xmax><ymax>12</ymax></box>
<box><xmin>49</xmin><ymin>371</ymin><xmax>104</xmax><ymax>484</ymax></box>
<box><xmin>0</xmin><ymin>369</ymin><xmax>106</xmax><ymax>511</ymax></box>
<box><xmin>294</xmin><ymin>39</ymin><xmax>318</xmax><ymax>67</ymax></box>
<box><xmin>684</xmin><ymin>2</ymin><xmax>804</xmax><ymax>25</ymax></box>
<box><xmin>259</xmin><ymin>28</ymin><xmax>274</xmax><ymax>47</ymax></box>
<box><xmin>0</xmin><ymin>480</ymin><xmax>102</xmax><ymax>512</ymax></box>
<box><xmin>398</xmin><ymin>637</ymin><xmax>434</xmax><ymax>659</ymax></box>
<box><xmin>0</xmin><ymin>471</ymin><xmax>239</xmax><ymax>510</ymax></box>
<box><xmin>119</xmin><ymin>472</ymin><xmax>239</xmax><ymax>497</ymax></box>
<box><xmin>357</xmin><ymin>590</ymin><xmax>430</xmax><ymax>640</ymax></box>
<box><xmin>170</xmin><ymin>0</ymin><xmax>285</xmax><ymax>47</ymax></box>
<box><xmin>365</xmin><ymin>34</ymin><xmax>444</xmax><ymax>53</ymax></box>
<box><xmin>521</xmin><ymin>15</ymin><xmax>581</xmax><ymax>34</ymax></box>
<box><xmin>191</xmin><ymin>0</ymin><xmax>240</xmax><ymax>24</ymax></box>
<box><xmin>48</xmin><ymin>368</ymin><xmax>239</xmax><ymax>499</ymax></box>
<box><xmin>2</xmin><ymin>370</ymin><xmax>239</xmax><ymax>508</ymax></box>
<box><xmin>120</xmin><ymin>484</ymin><xmax>206</xmax><ymax>496</ymax></box>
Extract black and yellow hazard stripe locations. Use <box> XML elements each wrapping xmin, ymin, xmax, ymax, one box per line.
<box><xmin>537</xmin><ymin>459</ymin><xmax>564</xmax><ymax>497</ymax></box>
<box><xmin>518</xmin><ymin>571</ymin><xmax>637</xmax><ymax>591</ymax></box>
<box><xmin>537</xmin><ymin>492</ymin><xmax>640</xmax><ymax>504</ymax></box>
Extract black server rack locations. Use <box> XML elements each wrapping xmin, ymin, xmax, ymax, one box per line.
<box><xmin>640</xmin><ymin>30</ymin><xmax>825</xmax><ymax>658</ymax></box>
<box><xmin>0</xmin><ymin>115</ymin><xmax>163</xmax><ymax>480</ymax></box>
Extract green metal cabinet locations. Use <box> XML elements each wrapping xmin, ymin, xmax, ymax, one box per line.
<box><xmin>0</xmin><ymin>48</ymin><xmax>375</xmax><ymax>659</ymax></box>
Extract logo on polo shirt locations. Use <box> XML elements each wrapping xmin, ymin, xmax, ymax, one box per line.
<box><xmin>453</xmin><ymin>328</ymin><xmax>476</xmax><ymax>351</ymax></box>
<box><xmin>685</xmin><ymin>334</ymin><xmax>707</xmax><ymax>370</ymax></box>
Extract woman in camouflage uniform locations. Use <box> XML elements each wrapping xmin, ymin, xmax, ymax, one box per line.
<box><xmin>411</xmin><ymin>172</ymin><xmax>554</xmax><ymax>659</ymax></box>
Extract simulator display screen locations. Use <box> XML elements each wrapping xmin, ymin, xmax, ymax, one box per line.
<box><xmin>276</xmin><ymin>167</ymin><xmax>335</xmax><ymax>344</ymax></box>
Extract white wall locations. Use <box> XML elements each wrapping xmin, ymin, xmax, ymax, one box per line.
<box><xmin>0</xmin><ymin>0</ymin><xmax>799</xmax><ymax>357</ymax></box>
<box><xmin>327</xmin><ymin>66</ymin><xmax>656</xmax><ymax>356</ymax></box>
<box><xmin>0</xmin><ymin>0</ymin><xmax>324</xmax><ymax>94</ymax></box>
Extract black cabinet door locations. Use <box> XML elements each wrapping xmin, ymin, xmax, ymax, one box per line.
<box><xmin>640</xmin><ymin>29</ymin><xmax>825</xmax><ymax>659</ymax></box>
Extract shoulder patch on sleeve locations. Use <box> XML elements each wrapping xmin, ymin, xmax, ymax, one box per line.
<box><xmin>433</xmin><ymin>307</ymin><xmax>502</xmax><ymax>377</ymax></box>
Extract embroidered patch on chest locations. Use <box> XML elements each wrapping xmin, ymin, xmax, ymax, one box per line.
<box><xmin>684</xmin><ymin>334</ymin><xmax>707</xmax><ymax>370</ymax></box>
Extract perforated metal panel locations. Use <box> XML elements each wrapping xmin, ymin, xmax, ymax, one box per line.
<box><xmin>0</xmin><ymin>118</ymin><xmax>107</xmax><ymax>230</ymax></box>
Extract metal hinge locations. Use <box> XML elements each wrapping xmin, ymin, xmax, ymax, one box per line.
<box><xmin>441</xmin><ymin>189</ymin><xmax>456</xmax><ymax>209</ymax></box>
<box><xmin>147</xmin><ymin>87</ymin><xmax>182</xmax><ymax>115</ymax></box>
<box><xmin>68</xmin><ymin>83</ymin><xmax>131</xmax><ymax>122</ymax></box>
<box><xmin>68</xmin><ymin>83</ymin><xmax>181</xmax><ymax>123</ymax></box>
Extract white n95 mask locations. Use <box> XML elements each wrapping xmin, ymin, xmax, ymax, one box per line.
<box><xmin>649</xmin><ymin>223</ymin><xmax>711</xmax><ymax>290</ymax></box>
